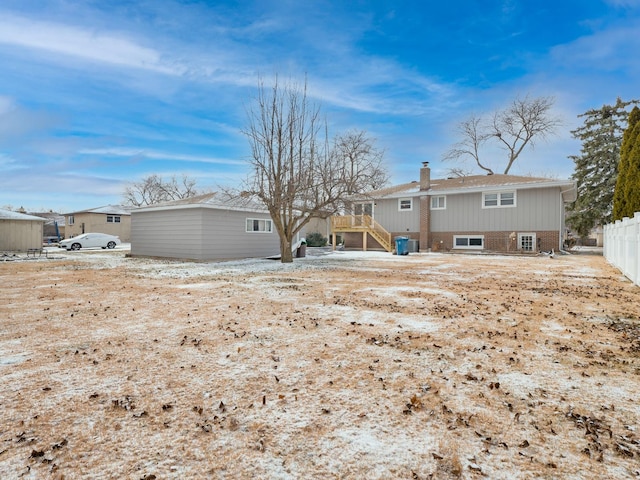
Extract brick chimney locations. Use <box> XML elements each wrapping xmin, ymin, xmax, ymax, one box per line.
<box><xmin>420</xmin><ymin>162</ymin><xmax>431</xmax><ymax>191</ymax></box>
<box><xmin>419</xmin><ymin>162</ymin><xmax>431</xmax><ymax>252</ymax></box>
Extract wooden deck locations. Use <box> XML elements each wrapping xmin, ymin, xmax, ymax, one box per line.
<box><xmin>330</xmin><ymin>215</ymin><xmax>393</xmax><ymax>252</ymax></box>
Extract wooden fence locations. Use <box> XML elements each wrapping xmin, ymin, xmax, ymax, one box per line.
<box><xmin>603</xmin><ymin>211</ymin><xmax>640</xmax><ymax>287</ymax></box>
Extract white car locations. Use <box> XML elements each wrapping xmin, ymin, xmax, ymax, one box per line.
<box><xmin>59</xmin><ymin>233</ymin><xmax>121</xmax><ymax>251</ymax></box>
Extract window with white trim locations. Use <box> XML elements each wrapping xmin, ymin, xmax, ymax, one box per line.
<box><xmin>246</xmin><ymin>218</ymin><xmax>273</xmax><ymax>233</ymax></box>
<box><xmin>398</xmin><ymin>198</ymin><xmax>413</xmax><ymax>211</ymax></box>
<box><xmin>518</xmin><ymin>233</ymin><xmax>536</xmax><ymax>252</ymax></box>
<box><xmin>68</xmin><ymin>215</ymin><xmax>74</xmax><ymax>225</ymax></box>
<box><xmin>107</xmin><ymin>215</ymin><xmax>121</xmax><ymax>223</ymax></box>
<box><xmin>354</xmin><ymin>203</ymin><xmax>373</xmax><ymax>216</ymax></box>
<box><xmin>430</xmin><ymin>195</ymin><xmax>446</xmax><ymax>210</ymax></box>
<box><xmin>483</xmin><ymin>191</ymin><xmax>516</xmax><ymax>208</ymax></box>
<box><xmin>453</xmin><ymin>235</ymin><xmax>484</xmax><ymax>250</ymax></box>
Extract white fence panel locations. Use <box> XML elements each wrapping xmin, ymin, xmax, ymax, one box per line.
<box><xmin>604</xmin><ymin>211</ymin><xmax>640</xmax><ymax>287</ymax></box>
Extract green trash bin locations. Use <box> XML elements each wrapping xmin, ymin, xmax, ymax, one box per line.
<box><xmin>395</xmin><ymin>236</ymin><xmax>409</xmax><ymax>255</ymax></box>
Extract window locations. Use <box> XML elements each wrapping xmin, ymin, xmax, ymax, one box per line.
<box><xmin>518</xmin><ymin>233</ymin><xmax>536</xmax><ymax>252</ymax></box>
<box><xmin>430</xmin><ymin>196</ymin><xmax>446</xmax><ymax>210</ymax></box>
<box><xmin>398</xmin><ymin>198</ymin><xmax>413</xmax><ymax>211</ymax></box>
<box><xmin>453</xmin><ymin>235</ymin><xmax>484</xmax><ymax>250</ymax></box>
<box><xmin>107</xmin><ymin>215</ymin><xmax>121</xmax><ymax>223</ymax></box>
<box><xmin>246</xmin><ymin>218</ymin><xmax>273</xmax><ymax>233</ymax></box>
<box><xmin>68</xmin><ymin>215</ymin><xmax>74</xmax><ymax>225</ymax></box>
<box><xmin>483</xmin><ymin>191</ymin><xmax>516</xmax><ymax>208</ymax></box>
<box><xmin>354</xmin><ymin>203</ymin><xmax>373</xmax><ymax>216</ymax></box>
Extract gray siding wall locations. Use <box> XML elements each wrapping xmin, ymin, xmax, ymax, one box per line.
<box><xmin>131</xmin><ymin>207</ymin><xmax>280</xmax><ymax>261</ymax></box>
<box><xmin>200</xmin><ymin>208</ymin><xmax>280</xmax><ymax>259</ymax></box>
<box><xmin>430</xmin><ymin>187</ymin><xmax>563</xmax><ymax>232</ymax></box>
<box><xmin>372</xmin><ymin>197</ymin><xmax>421</xmax><ymax>232</ymax></box>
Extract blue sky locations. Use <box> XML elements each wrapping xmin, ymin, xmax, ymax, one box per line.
<box><xmin>1</xmin><ymin>0</ymin><xmax>639</xmax><ymax>212</ymax></box>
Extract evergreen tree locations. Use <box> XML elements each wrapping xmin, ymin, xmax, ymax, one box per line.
<box><xmin>567</xmin><ymin>98</ymin><xmax>639</xmax><ymax>237</ymax></box>
<box><xmin>613</xmin><ymin>107</ymin><xmax>640</xmax><ymax>220</ymax></box>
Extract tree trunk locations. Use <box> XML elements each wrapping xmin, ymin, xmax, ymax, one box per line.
<box><xmin>280</xmin><ymin>237</ymin><xmax>294</xmax><ymax>263</ymax></box>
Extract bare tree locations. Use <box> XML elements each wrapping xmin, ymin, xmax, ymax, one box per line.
<box><xmin>123</xmin><ymin>174</ymin><xmax>199</xmax><ymax>206</ymax></box>
<box><xmin>443</xmin><ymin>96</ymin><xmax>561</xmax><ymax>175</ymax></box>
<box><xmin>333</xmin><ymin>130</ymin><xmax>388</xmax><ymax>193</ymax></box>
<box><xmin>243</xmin><ymin>77</ymin><xmax>388</xmax><ymax>263</ymax></box>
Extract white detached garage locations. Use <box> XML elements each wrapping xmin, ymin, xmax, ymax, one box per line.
<box><xmin>130</xmin><ymin>193</ymin><xmax>282</xmax><ymax>261</ymax></box>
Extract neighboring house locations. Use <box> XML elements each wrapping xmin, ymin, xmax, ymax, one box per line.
<box><xmin>29</xmin><ymin>211</ymin><xmax>66</xmax><ymax>242</ymax></box>
<box><xmin>131</xmin><ymin>193</ymin><xmax>291</xmax><ymax>261</ymax></box>
<box><xmin>0</xmin><ymin>209</ymin><xmax>46</xmax><ymax>251</ymax></box>
<box><xmin>332</xmin><ymin>162</ymin><xmax>577</xmax><ymax>253</ymax></box>
<box><xmin>64</xmin><ymin>205</ymin><xmax>132</xmax><ymax>242</ymax></box>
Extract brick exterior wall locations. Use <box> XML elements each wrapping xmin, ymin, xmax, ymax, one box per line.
<box><xmin>430</xmin><ymin>230</ymin><xmax>560</xmax><ymax>253</ymax></box>
<box><xmin>343</xmin><ymin>231</ymin><xmax>420</xmax><ymax>250</ymax></box>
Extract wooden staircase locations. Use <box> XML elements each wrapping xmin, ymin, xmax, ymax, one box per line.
<box><xmin>330</xmin><ymin>215</ymin><xmax>393</xmax><ymax>252</ymax></box>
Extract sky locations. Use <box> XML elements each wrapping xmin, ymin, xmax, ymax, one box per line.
<box><xmin>0</xmin><ymin>0</ymin><xmax>639</xmax><ymax>213</ymax></box>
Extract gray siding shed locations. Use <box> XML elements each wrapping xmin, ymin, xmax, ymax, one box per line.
<box><xmin>131</xmin><ymin>201</ymin><xmax>281</xmax><ymax>261</ymax></box>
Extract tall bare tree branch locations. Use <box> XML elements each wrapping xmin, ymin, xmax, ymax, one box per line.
<box><xmin>443</xmin><ymin>96</ymin><xmax>560</xmax><ymax>174</ymax></box>
<box><xmin>122</xmin><ymin>174</ymin><xmax>200</xmax><ymax>206</ymax></box>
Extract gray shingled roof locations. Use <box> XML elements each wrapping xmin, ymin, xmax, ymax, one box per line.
<box><xmin>133</xmin><ymin>192</ymin><xmax>269</xmax><ymax>213</ymax></box>
<box><xmin>356</xmin><ymin>174</ymin><xmax>576</xmax><ymax>200</ymax></box>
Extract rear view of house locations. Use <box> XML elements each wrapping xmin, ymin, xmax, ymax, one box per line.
<box><xmin>332</xmin><ymin>162</ymin><xmax>577</xmax><ymax>253</ymax></box>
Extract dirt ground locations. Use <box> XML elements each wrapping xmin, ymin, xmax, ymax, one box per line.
<box><xmin>1</xmin><ymin>247</ymin><xmax>640</xmax><ymax>479</ymax></box>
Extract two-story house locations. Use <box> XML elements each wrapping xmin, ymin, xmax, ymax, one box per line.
<box><xmin>331</xmin><ymin>162</ymin><xmax>577</xmax><ymax>253</ymax></box>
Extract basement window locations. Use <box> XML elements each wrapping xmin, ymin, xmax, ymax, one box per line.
<box><xmin>453</xmin><ymin>235</ymin><xmax>484</xmax><ymax>250</ymax></box>
<box><xmin>246</xmin><ymin>218</ymin><xmax>273</xmax><ymax>233</ymax></box>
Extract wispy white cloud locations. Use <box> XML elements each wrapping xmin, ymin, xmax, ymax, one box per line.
<box><xmin>550</xmin><ymin>20</ymin><xmax>640</xmax><ymax>73</ymax></box>
<box><xmin>0</xmin><ymin>13</ymin><xmax>182</xmax><ymax>75</ymax></box>
<box><xmin>79</xmin><ymin>148</ymin><xmax>245</xmax><ymax>166</ymax></box>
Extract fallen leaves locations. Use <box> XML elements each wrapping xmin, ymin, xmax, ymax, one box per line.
<box><xmin>2</xmin><ymin>251</ymin><xmax>640</xmax><ymax>479</ymax></box>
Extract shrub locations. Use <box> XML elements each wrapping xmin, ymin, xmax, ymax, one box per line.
<box><xmin>305</xmin><ymin>232</ymin><xmax>327</xmax><ymax>247</ymax></box>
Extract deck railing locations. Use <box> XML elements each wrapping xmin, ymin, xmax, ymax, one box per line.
<box><xmin>331</xmin><ymin>215</ymin><xmax>392</xmax><ymax>252</ymax></box>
